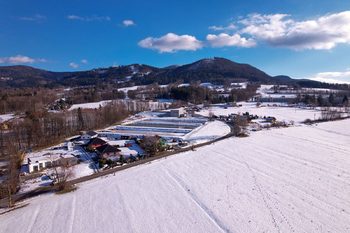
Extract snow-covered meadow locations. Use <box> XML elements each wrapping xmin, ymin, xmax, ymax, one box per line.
<box><xmin>1</xmin><ymin>118</ymin><xmax>350</xmax><ymax>232</ymax></box>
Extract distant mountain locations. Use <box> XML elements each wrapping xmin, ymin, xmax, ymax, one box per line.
<box><xmin>0</xmin><ymin>58</ymin><xmax>291</xmax><ymax>88</ymax></box>
<box><xmin>167</xmin><ymin>57</ymin><xmax>275</xmax><ymax>83</ymax></box>
<box><xmin>163</xmin><ymin>65</ymin><xmax>180</xmax><ymax>69</ymax></box>
<box><xmin>0</xmin><ymin>65</ymin><xmax>76</xmax><ymax>88</ymax></box>
<box><xmin>274</xmin><ymin>75</ymin><xmax>293</xmax><ymax>82</ymax></box>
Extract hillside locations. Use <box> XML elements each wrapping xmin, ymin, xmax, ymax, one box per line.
<box><xmin>1</xmin><ymin>119</ymin><xmax>350</xmax><ymax>232</ymax></box>
<box><xmin>0</xmin><ymin>58</ymin><xmax>280</xmax><ymax>88</ymax></box>
<box><xmin>0</xmin><ymin>65</ymin><xmax>75</xmax><ymax>88</ymax></box>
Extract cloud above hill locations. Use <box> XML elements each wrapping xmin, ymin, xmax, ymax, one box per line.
<box><xmin>0</xmin><ymin>55</ymin><xmax>46</xmax><ymax>64</ymax></box>
<box><xmin>222</xmin><ymin>11</ymin><xmax>350</xmax><ymax>50</ymax></box>
<box><xmin>141</xmin><ymin>11</ymin><xmax>350</xmax><ymax>53</ymax></box>
<box><xmin>138</xmin><ymin>33</ymin><xmax>205</xmax><ymax>53</ymax></box>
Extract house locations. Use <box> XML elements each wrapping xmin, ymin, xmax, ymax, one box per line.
<box><xmin>125</xmin><ymin>143</ymin><xmax>132</xmax><ymax>147</ymax></box>
<box><xmin>121</xmin><ymin>135</ymin><xmax>131</xmax><ymax>140</ymax></box>
<box><xmin>87</xmin><ymin>138</ymin><xmax>107</xmax><ymax>148</ymax></box>
<box><xmin>237</xmin><ymin>116</ymin><xmax>252</xmax><ymax>123</ymax></box>
<box><xmin>28</xmin><ymin>154</ymin><xmax>78</xmax><ymax>173</ymax></box>
<box><xmin>266</xmin><ymin>117</ymin><xmax>276</xmax><ymax>123</ymax></box>
<box><xmin>155</xmin><ymin>135</ymin><xmax>167</xmax><ymax>147</ymax></box>
<box><xmin>81</xmin><ymin>131</ymin><xmax>98</xmax><ymax>140</ymax></box>
<box><xmin>96</xmin><ymin>145</ymin><xmax>121</xmax><ymax>160</ymax></box>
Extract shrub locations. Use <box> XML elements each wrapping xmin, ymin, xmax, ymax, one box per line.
<box><xmin>304</xmin><ymin>118</ymin><xmax>313</xmax><ymax>125</ymax></box>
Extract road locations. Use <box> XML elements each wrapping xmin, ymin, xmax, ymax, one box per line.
<box><xmin>0</xmin><ymin>121</ymin><xmax>240</xmax><ymax>208</ymax></box>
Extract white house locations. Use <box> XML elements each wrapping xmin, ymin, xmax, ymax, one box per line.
<box><xmin>81</xmin><ymin>131</ymin><xmax>98</xmax><ymax>140</ymax></box>
<box><xmin>28</xmin><ymin>154</ymin><xmax>78</xmax><ymax>173</ymax></box>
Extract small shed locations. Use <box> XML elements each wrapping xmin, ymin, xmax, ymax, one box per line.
<box><xmin>266</xmin><ymin>117</ymin><xmax>276</xmax><ymax>123</ymax></box>
<box><xmin>81</xmin><ymin>131</ymin><xmax>98</xmax><ymax>140</ymax></box>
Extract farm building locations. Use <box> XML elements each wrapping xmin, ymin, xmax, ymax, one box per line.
<box><xmin>170</xmin><ymin>109</ymin><xmax>187</xmax><ymax>117</ymax></box>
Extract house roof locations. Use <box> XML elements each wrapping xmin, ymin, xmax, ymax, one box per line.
<box><xmin>86</xmin><ymin>131</ymin><xmax>98</xmax><ymax>136</ymax></box>
<box><xmin>266</xmin><ymin>117</ymin><xmax>276</xmax><ymax>120</ymax></box>
<box><xmin>154</xmin><ymin>135</ymin><xmax>165</xmax><ymax>141</ymax></box>
<box><xmin>88</xmin><ymin>137</ymin><xmax>107</xmax><ymax>146</ymax></box>
<box><xmin>96</xmin><ymin>145</ymin><xmax>121</xmax><ymax>154</ymax></box>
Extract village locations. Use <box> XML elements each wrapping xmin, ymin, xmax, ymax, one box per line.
<box><xmin>0</xmin><ymin>84</ymin><xmax>348</xmax><ymax>192</ymax></box>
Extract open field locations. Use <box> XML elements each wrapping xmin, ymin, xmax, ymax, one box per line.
<box><xmin>1</xmin><ymin>119</ymin><xmax>349</xmax><ymax>232</ymax></box>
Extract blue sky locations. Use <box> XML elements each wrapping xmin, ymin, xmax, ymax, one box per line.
<box><xmin>1</xmin><ymin>0</ymin><xmax>350</xmax><ymax>83</ymax></box>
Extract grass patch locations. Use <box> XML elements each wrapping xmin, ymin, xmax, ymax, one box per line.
<box><xmin>237</xmin><ymin>132</ymin><xmax>249</xmax><ymax>138</ymax></box>
<box><xmin>55</xmin><ymin>187</ymin><xmax>77</xmax><ymax>195</ymax></box>
<box><xmin>0</xmin><ymin>203</ymin><xmax>30</xmax><ymax>215</ymax></box>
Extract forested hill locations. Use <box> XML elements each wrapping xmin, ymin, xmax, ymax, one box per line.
<box><xmin>0</xmin><ymin>65</ymin><xmax>76</xmax><ymax>88</ymax></box>
<box><xmin>0</xmin><ymin>57</ymin><xmax>293</xmax><ymax>88</ymax></box>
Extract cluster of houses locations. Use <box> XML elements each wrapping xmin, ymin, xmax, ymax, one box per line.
<box><xmin>81</xmin><ymin>131</ymin><xmax>121</xmax><ymax>161</ymax></box>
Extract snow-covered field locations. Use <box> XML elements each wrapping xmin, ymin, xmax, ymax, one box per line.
<box><xmin>1</xmin><ymin>119</ymin><xmax>350</xmax><ymax>232</ymax></box>
<box><xmin>199</xmin><ymin>102</ymin><xmax>346</xmax><ymax>124</ymax></box>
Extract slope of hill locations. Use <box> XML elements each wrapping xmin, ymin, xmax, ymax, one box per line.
<box><xmin>1</xmin><ymin>119</ymin><xmax>350</xmax><ymax>232</ymax></box>
<box><xmin>0</xmin><ymin>65</ymin><xmax>75</xmax><ymax>88</ymax></box>
<box><xmin>0</xmin><ymin>58</ymin><xmax>300</xmax><ymax>88</ymax></box>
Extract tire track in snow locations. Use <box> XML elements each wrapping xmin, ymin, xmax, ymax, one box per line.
<box><xmin>112</xmin><ymin>183</ymin><xmax>135</xmax><ymax>232</ymax></box>
<box><xmin>236</xmin><ymin>149</ymin><xmax>296</xmax><ymax>233</ymax></box>
<box><xmin>68</xmin><ymin>195</ymin><xmax>76</xmax><ymax>233</ymax></box>
<box><xmin>26</xmin><ymin>202</ymin><xmax>41</xmax><ymax>233</ymax></box>
<box><xmin>162</xmin><ymin>164</ymin><xmax>229</xmax><ymax>233</ymax></box>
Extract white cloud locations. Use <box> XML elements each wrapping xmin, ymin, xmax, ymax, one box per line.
<box><xmin>237</xmin><ymin>11</ymin><xmax>350</xmax><ymax>50</ymax></box>
<box><xmin>38</xmin><ymin>59</ymin><xmax>47</xmax><ymax>62</ymax></box>
<box><xmin>138</xmin><ymin>33</ymin><xmax>204</xmax><ymax>53</ymax></box>
<box><xmin>20</xmin><ymin>14</ymin><xmax>45</xmax><ymax>21</ymax></box>
<box><xmin>206</xmin><ymin>33</ymin><xmax>256</xmax><ymax>48</ymax></box>
<box><xmin>67</xmin><ymin>15</ymin><xmax>110</xmax><ymax>21</ymax></box>
<box><xmin>81</xmin><ymin>60</ymin><xmax>88</xmax><ymax>63</ymax></box>
<box><xmin>305</xmin><ymin>70</ymin><xmax>350</xmax><ymax>84</ymax></box>
<box><xmin>123</xmin><ymin>20</ymin><xmax>135</xmax><ymax>26</ymax></box>
<box><xmin>70</xmin><ymin>62</ymin><xmax>79</xmax><ymax>68</ymax></box>
<box><xmin>209</xmin><ymin>23</ymin><xmax>237</xmax><ymax>31</ymax></box>
<box><xmin>0</xmin><ymin>55</ymin><xmax>38</xmax><ymax>64</ymax></box>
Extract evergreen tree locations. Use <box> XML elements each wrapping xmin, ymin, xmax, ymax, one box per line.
<box><xmin>329</xmin><ymin>94</ymin><xmax>335</xmax><ymax>106</ymax></box>
<box><xmin>342</xmin><ymin>95</ymin><xmax>348</xmax><ymax>104</ymax></box>
<box><xmin>317</xmin><ymin>95</ymin><xmax>324</xmax><ymax>106</ymax></box>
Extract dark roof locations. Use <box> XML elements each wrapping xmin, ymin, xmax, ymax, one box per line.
<box><xmin>86</xmin><ymin>131</ymin><xmax>98</xmax><ymax>136</ymax></box>
<box><xmin>154</xmin><ymin>135</ymin><xmax>164</xmax><ymax>140</ymax></box>
<box><xmin>96</xmin><ymin>145</ymin><xmax>121</xmax><ymax>154</ymax></box>
<box><xmin>88</xmin><ymin>137</ymin><xmax>107</xmax><ymax>146</ymax></box>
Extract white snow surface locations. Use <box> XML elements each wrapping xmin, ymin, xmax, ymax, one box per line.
<box><xmin>0</xmin><ymin>114</ymin><xmax>14</xmax><ymax>122</ymax></box>
<box><xmin>69</xmin><ymin>100</ymin><xmax>112</xmax><ymax>110</ymax></box>
<box><xmin>1</xmin><ymin>119</ymin><xmax>350</xmax><ymax>232</ymax></box>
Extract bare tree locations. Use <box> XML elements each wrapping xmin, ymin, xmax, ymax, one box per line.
<box><xmin>2</xmin><ymin>154</ymin><xmax>20</xmax><ymax>207</ymax></box>
<box><xmin>50</xmin><ymin>156</ymin><xmax>74</xmax><ymax>191</ymax></box>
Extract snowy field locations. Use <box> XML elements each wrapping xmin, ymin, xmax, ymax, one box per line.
<box><xmin>199</xmin><ymin>102</ymin><xmax>346</xmax><ymax>124</ymax></box>
<box><xmin>1</xmin><ymin>119</ymin><xmax>349</xmax><ymax>232</ymax></box>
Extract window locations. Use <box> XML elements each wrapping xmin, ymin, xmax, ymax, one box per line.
<box><xmin>45</xmin><ymin>162</ymin><xmax>52</xmax><ymax>167</ymax></box>
<box><xmin>39</xmin><ymin>163</ymin><xmax>43</xmax><ymax>169</ymax></box>
<box><xmin>33</xmin><ymin>166</ymin><xmax>38</xmax><ymax>171</ymax></box>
